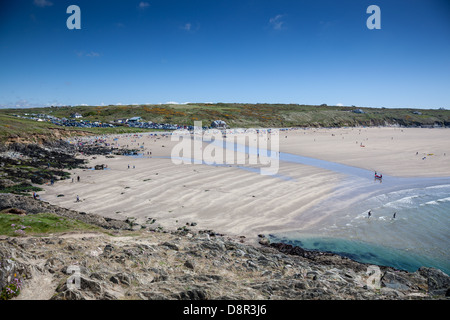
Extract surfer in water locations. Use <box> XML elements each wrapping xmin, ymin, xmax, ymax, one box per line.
<box><xmin>368</xmin><ymin>210</ymin><xmax>372</xmax><ymax>219</ymax></box>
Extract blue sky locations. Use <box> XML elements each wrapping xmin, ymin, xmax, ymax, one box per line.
<box><xmin>1</xmin><ymin>0</ymin><xmax>449</xmax><ymax>109</ymax></box>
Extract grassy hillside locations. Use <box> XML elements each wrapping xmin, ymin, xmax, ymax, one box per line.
<box><xmin>1</xmin><ymin>104</ymin><xmax>449</xmax><ymax>142</ymax></box>
<box><xmin>0</xmin><ymin>113</ymin><xmax>156</xmax><ymax>143</ymax></box>
<box><xmin>0</xmin><ymin>212</ymin><xmax>102</xmax><ymax>237</ymax></box>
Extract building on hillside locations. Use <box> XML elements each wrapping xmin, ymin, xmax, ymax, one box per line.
<box><xmin>128</xmin><ymin>116</ymin><xmax>142</xmax><ymax>123</ymax></box>
<box><xmin>211</xmin><ymin>120</ymin><xmax>227</xmax><ymax>129</ymax></box>
<box><xmin>114</xmin><ymin>118</ymin><xmax>129</xmax><ymax>124</ymax></box>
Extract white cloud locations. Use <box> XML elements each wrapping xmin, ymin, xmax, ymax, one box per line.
<box><xmin>183</xmin><ymin>23</ymin><xmax>192</xmax><ymax>31</ymax></box>
<box><xmin>0</xmin><ymin>99</ymin><xmax>45</xmax><ymax>109</ymax></box>
<box><xmin>14</xmin><ymin>99</ymin><xmax>32</xmax><ymax>108</ymax></box>
<box><xmin>269</xmin><ymin>14</ymin><xmax>285</xmax><ymax>30</ymax></box>
<box><xmin>85</xmin><ymin>52</ymin><xmax>100</xmax><ymax>57</ymax></box>
<box><xmin>33</xmin><ymin>0</ymin><xmax>53</xmax><ymax>7</ymax></box>
<box><xmin>336</xmin><ymin>103</ymin><xmax>344</xmax><ymax>106</ymax></box>
<box><xmin>138</xmin><ymin>2</ymin><xmax>150</xmax><ymax>9</ymax></box>
<box><xmin>181</xmin><ymin>22</ymin><xmax>199</xmax><ymax>32</ymax></box>
<box><xmin>76</xmin><ymin>51</ymin><xmax>101</xmax><ymax>58</ymax></box>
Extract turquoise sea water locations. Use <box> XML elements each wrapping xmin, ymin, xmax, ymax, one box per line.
<box><xmin>266</xmin><ymin>234</ymin><xmax>449</xmax><ymax>274</ymax></box>
<box><xmin>271</xmin><ymin>153</ymin><xmax>450</xmax><ymax>275</ymax></box>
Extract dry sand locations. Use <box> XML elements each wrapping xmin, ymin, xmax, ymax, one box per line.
<box><xmin>40</xmin><ymin>127</ymin><xmax>450</xmax><ymax>240</ymax></box>
<box><xmin>279</xmin><ymin>127</ymin><xmax>450</xmax><ymax>178</ymax></box>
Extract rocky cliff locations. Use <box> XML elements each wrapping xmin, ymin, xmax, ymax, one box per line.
<box><xmin>1</xmin><ymin>208</ymin><xmax>449</xmax><ymax>300</ymax></box>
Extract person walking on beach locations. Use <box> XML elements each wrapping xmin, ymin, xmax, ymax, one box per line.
<box><xmin>77</xmin><ymin>176</ymin><xmax>80</xmax><ymax>182</ymax></box>
<box><xmin>76</xmin><ymin>195</ymin><xmax>80</xmax><ymax>202</ymax></box>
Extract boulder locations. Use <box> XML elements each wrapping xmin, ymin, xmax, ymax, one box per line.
<box><xmin>418</xmin><ymin>267</ymin><xmax>450</xmax><ymax>296</ymax></box>
<box><xmin>176</xmin><ymin>288</ymin><xmax>209</xmax><ymax>300</ymax></box>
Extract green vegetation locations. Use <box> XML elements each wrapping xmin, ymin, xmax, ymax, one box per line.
<box><xmin>0</xmin><ymin>277</ymin><xmax>23</xmax><ymax>300</ymax></box>
<box><xmin>0</xmin><ymin>183</ymin><xmax>42</xmax><ymax>195</ymax></box>
<box><xmin>0</xmin><ymin>113</ymin><xmax>159</xmax><ymax>143</ymax></box>
<box><xmin>1</xmin><ymin>103</ymin><xmax>449</xmax><ymax>143</ymax></box>
<box><xmin>0</xmin><ymin>113</ymin><xmax>62</xmax><ymax>142</ymax></box>
<box><xmin>0</xmin><ymin>212</ymin><xmax>102</xmax><ymax>237</ymax></box>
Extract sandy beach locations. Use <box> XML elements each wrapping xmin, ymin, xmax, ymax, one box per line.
<box><xmin>40</xmin><ymin>127</ymin><xmax>450</xmax><ymax>241</ymax></box>
<box><xmin>279</xmin><ymin>127</ymin><xmax>450</xmax><ymax>178</ymax></box>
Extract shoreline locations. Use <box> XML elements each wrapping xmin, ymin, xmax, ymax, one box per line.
<box><xmin>38</xmin><ymin>127</ymin><xmax>450</xmax><ymax>273</ymax></box>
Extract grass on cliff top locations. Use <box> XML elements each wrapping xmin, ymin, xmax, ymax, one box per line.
<box><xmin>0</xmin><ymin>114</ymin><xmax>61</xmax><ymax>140</ymax></box>
<box><xmin>0</xmin><ymin>212</ymin><xmax>102</xmax><ymax>237</ymax></box>
<box><xmin>0</xmin><ymin>114</ymin><xmax>165</xmax><ymax>143</ymax></box>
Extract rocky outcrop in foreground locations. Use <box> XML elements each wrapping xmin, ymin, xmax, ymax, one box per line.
<box><xmin>1</xmin><ymin>226</ymin><xmax>449</xmax><ymax>300</ymax></box>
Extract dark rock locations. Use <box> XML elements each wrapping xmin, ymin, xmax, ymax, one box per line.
<box><xmin>306</xmin><ymin>271</ymin><xmax>319</xmax><ymax>280</ymax></box>
<box><xmin>140</xmin><ymin>292</ymin><xmax>170</xmax><ymax>300</ymax></box>
<box><xmin>160</xmin><ymin>242</ymin><xmax>179</xmax><ymax>251</ymax></box>
<box><xmin>270</xmin><ymin>242</ymin><xmax>333</xmax><ymax>259</ymax></box>
<box><xmin>53</xmin><ymin>274</ymin><xmax>103</xmax><ymax>300</ymax></box>
<box><xmin>201</xmin><ymin>241</ymin><xmax>225</xmax><ymax>252</ymax></box>
<box><xmin>381</xmin><ymin>270</ymin><xmax>417</xmax><ymax>291</ymax></box>
<box><xmin>109</xmin><ymin>273</ymin><xmax>131</xmax><ymax>286</ymax></box>
<box><xmin>184</xmin><ymin>260</ymin><xmax>195</xmax><ymax>270</ymax></box>
<box><xmin>1</xmin><ymin>208</ymin><xmax>26</xmax><ymax>215</ymax></box>
<box><xmin>176</xmin><ymin>288</ymin><xmax>209</xmax><ymax>300</ymax></box>
<box><xmin>418</xmin><ymin>267</ymin><xmax>450</xmax><ymax>296</ymax></box>
<box><xmin>194</xmin><ymin>274</ymin><xmax>222</xmax><ymax>282</ymax></box>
